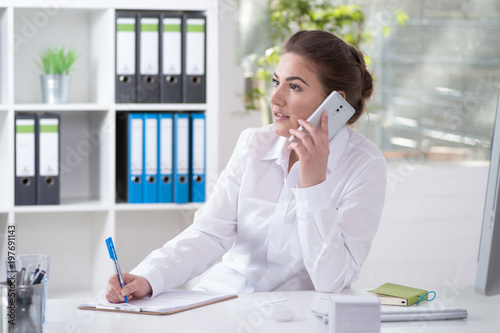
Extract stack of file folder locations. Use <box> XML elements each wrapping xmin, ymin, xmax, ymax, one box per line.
<box><xmin>116</xmin><ymin>112</ymin><xmax>206</xmax><ymax>204</ymax></box>
<box><xmin>115</xmin><ymin>10</ymin><xmax>206</xmax><ymax>104</ymax></box>
<box><xmin>15</xmin><ymin>113</ymin><xmax>61</xmax><ymax>206</ymax></box>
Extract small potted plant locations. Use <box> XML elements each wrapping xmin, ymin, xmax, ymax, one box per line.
<box><xmin>37</xmin><ymin>46</ymin><xmax>80</xmax><ymax>104</ymax></box>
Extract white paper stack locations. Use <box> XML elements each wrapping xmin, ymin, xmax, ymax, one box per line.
<box><xmin>329</xmin><ymin>294</ymin><xmax>381</xmax><ymax>333</ymax></box>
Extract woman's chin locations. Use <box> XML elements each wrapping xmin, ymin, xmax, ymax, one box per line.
<box><xmin>273</xmin><ymin>124</ymin><xmax>291</xmax><ymax>138</ymax></box>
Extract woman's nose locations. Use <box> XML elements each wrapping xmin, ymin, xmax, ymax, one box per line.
<box><xmin>270</xmin><ymin>85</ymin><xmax>285</xmax><ymax>107</ymax></box>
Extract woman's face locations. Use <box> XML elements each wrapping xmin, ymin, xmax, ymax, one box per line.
<box><xmin>270</xmin><ymin>52</ymin><xmax>326</xmax><ymax>138</ymax></box>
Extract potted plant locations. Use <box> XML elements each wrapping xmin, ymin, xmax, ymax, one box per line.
<box><xmin>37</xmin><ymin>46</ymin><xmax>80</xmax><ymax>104</ymax></box>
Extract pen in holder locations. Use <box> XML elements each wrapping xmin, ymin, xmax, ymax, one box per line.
<box><xmin>0</xmin><ymin>281</ymin><xmax>43</xmax><ymax>333</ymax></box>
<box><xmin>5</xmin><ymin>254</ymin><xmax>50</xmax><ymax>326</ymax></box>
<box><xmin>15</xmin><ymin>283</ymin><xmax>43</xmax><ymax>333</ymax></box>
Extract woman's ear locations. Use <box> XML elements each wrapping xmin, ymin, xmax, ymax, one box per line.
<box><xmin>337</xmin><ymin>91</ymin><xmax>347</xmax><ymax>99</ymax></box>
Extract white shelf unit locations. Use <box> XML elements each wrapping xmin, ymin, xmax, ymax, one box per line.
<box><xmin>0</xmin><ymin>0</ymin><xmax>219</xmax><ymax>297</ymax></box>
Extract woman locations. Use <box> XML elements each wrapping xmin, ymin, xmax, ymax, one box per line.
<box><xmin>106</xmin><ymin>30</ymin><xmax>386</xmax><ymax>302</ymax></box>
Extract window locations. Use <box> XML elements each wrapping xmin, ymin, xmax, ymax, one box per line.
<box><xmin>354</xmin><ymin>0</ymin><xmax>500</xmax><ymax>163</ymax></box>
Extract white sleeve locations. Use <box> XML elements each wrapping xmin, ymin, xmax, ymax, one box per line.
<box><xmin>131</xmin><ymin>128</ymin><xmax>254</xmax><ymax>296</ymax></box>
<box><xmin>292</xmin><ymin>156</ymin><xmax>387</xmax><ymax>292</ymax></box>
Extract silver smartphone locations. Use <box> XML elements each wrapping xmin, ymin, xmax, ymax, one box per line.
<box><xmin>289</xmin><ymin>91</ymin><xmax>355</xmax><ymax>143</ymax></box>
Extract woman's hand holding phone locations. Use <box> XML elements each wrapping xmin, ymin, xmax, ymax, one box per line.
<box><xmin>288</xmin><ymin>110</ymin><xmax>330</xmax><ymax>188</ymax></box>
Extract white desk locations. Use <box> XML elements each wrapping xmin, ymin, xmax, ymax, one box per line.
<box><xmin>43</xmin><ymin>286</ymin><xmax>500</xmax><ymax>333</ymax></box>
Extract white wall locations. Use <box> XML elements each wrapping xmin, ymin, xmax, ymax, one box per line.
<box><xmin>216</xmin><ymin>3</ymin><xmax>261</xmax><ymax>172</ymax></box>
<box><xmin>352</xmin><ymin>163</ymin><xmax>488</xmax><ymax>289</ymax></box>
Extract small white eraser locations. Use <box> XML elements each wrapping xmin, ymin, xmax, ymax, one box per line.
<box><xmin>329</xmin><ymin>294</ymin><xmax>381</xmax><ymax>333</ymax></box>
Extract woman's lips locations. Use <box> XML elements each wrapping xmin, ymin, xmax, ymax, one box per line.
<box><xmin>273</xmin><ymin>111</ymin><xmax>290</xmax><ymax>120</ymax></box>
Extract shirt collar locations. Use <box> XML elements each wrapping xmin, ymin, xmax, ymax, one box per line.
<box><xmin>261</xmin><ymin>125</ymin><xmax>350</xmax><ymax>173</ymax></box>
<box><xmin>262</xmin><ymin>133</ymin><xmax>289</xmax><ymax>164</ymax></box>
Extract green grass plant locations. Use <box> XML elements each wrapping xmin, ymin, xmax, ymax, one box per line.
<box><xmin>37</xmin><ymin>46</ymin><xmax>80</xmax><ymax>75</ymax></box>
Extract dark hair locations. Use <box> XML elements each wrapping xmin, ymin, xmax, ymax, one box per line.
<box><xmin>283</xmin><ymin>30</ymin><xmax>373</xmax><ymax>124</ymax></box>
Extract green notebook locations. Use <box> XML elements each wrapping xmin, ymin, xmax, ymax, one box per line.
<box><xmin>368</xmin><ymin>283</ymin><xmax>429</xmax><ymax>306</ymax></box>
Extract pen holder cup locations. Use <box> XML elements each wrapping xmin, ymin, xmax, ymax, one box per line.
<box><xmin>0</xmin><ymin>282</ymin><xmax>43</xmax><ymax>333</ymax></box>
<box><xmin>5</xmin><ymin>255</ymin><xmax>50</xmax><ymax>323</ymax></box>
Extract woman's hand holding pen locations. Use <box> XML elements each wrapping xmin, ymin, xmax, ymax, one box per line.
<box><xmin>105</xmin><ymin>272</ymin><xmax>152</xmax><ymax>303</ymax></box>
<box><xmin>288</xmin><ymin>110</ymin><xmax>330</xmax><ymax>188</ymax></box>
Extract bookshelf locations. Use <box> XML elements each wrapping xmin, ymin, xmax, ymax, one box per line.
<box><xmin>0</xmin><ymin>0</ymin><xmax>219</xmax><ymax>297</ymax></box>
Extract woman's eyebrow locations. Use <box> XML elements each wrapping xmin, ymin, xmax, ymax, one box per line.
<box><xmin>273</xmin><ymin>72</ymin><xmax>310</xmax><ymax>87</ymax></box>
<box><xmin>286</xmin><ymin>76</ymin><xmax>310</xmax><ymax>87</ymax></box>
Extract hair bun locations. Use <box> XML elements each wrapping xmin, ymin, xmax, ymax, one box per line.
<box><xmin>350</xmin><ymin>46</ymin><xmax>373</xmax><ymax>101</ymax></box>
<box><xmin>361</xmin><ymin>66</ymin><xmax>374</xmax><ymax>101</ymax></box>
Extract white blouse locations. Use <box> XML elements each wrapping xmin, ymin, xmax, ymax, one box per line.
<box><xmin>131</xmin><ymin>124</ymin><xmax>387</xmax><ymax>295</ymax></box>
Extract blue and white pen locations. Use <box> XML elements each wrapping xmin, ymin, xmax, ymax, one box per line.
<box><xmin>105</xmin><ymin>237</ymin><xmax>128</xmax><ymax>303</ymax></box>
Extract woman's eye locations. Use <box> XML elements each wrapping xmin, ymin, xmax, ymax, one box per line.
<box><xmin>289</xmin><ymin>83</ymin><xmax>300</xmax><ymax>91</ymax></box>
<box><xmin>272</xmin><ymin>78</ymin><xmax>279</xmax><ymax>87</ymax></box>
